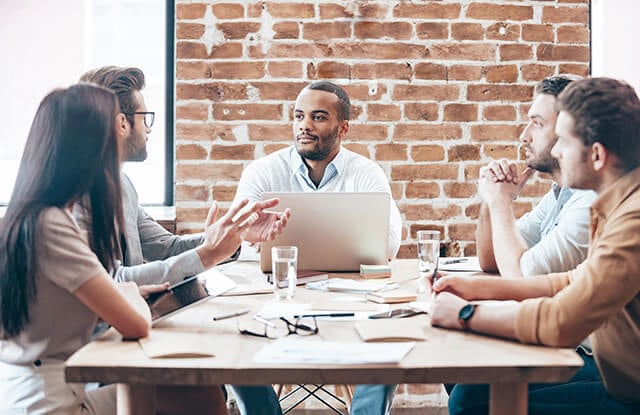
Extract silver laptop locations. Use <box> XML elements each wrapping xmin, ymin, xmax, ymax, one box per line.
<box><xmin>260</xmin><ymin>192</ymin><xmax>390</xmax><ymax>272</ymax></box>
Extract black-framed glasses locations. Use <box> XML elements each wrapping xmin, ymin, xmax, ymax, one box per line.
<box><xmin>125</xmin><ymin>111</ymin><xmax>155</xmax><ymax>128</ymax></box>
<box><xmin>238</xmin><ymin>316</ymin><xmax>318</xmax><ymax>339</ymax></box>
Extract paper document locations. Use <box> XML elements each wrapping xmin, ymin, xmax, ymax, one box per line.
<box><xmin>254</xmin><ymin>337</ymin><xmax>415</xmax><ymax>364</ymax></box>
<box><xmin>257</xmin><ymin>302</ymin><xmax>383</xmax><ymax>320</ymax></box>
<box><xmin>306</xmin><ymin>278</ymin><xmax>398</xmax><ymax>294</ymax></box>
<box><xmin>438</xmin><ymin>256</ymin><xmax>482</xmax><ymax>272</ymax></box>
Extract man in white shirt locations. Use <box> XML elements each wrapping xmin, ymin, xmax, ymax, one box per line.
<box><xmin>476</xmin><ymin>76</ymin><xmax>596</xmax><ymax>277</ymax></box>
<box><xmin>232</xmin><ymin>81</ymin><xmax>401</xmax><ymax>415</ymax></box>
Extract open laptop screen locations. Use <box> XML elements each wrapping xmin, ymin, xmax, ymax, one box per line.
<box><xmin>259</xmin><ymin>192</ymin><xmax>390</xmax><ymax>272</ymax></box>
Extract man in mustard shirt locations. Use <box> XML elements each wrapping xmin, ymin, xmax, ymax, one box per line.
<box><xmin>432</xmin><ymin>77</ymin><xmax>640</xmax><ymax>414</ymax></box>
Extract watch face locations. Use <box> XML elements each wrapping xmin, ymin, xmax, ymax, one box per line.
<box><xmin>459</xmin><ymin>303</ymin><xmax>476</xmax><ymax>321</ymax></box>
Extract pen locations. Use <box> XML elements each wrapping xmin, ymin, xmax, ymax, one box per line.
<box><xmin>292</xmin><ymin>313</ymin><xmax>355</xmax><ymax>318</ymax></box>
<box><xmin>212</xmin><ymin>308</ymin><xmax>250</xmax><ymax>321</ymax></box>
<box><xmin>443</xmin><ymin>258</ymin><xmax>468</xmax><ymax>265</ymax></box>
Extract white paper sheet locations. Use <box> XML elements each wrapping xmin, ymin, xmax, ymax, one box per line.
<box><xmin>254</xmin><ymin>337</ymin><xmax>415</xmax><ymax>364</ymax></box>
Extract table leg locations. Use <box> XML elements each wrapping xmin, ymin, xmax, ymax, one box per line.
<box><xmin>489</xmin><ymin>382</ymin><xmax>527</xmax><ymax>415</ymax></box>
<box><xmin>117</xmin><ymin>383</ymin><xmax>156</xmax><ymax>415</ymax></box>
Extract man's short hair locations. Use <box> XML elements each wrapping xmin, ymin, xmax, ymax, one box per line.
<box><xmin>535</xmin><ymin>75</ymin><xmax>581</xmax><ymax>98</ymax></box>
<box><xmin>305</xmin><ymin>81</ymin><xmax>351</xmax><ymax>121</ymax></box>
<box><xmin>557</xmin><ymin>77</ymin><xmax>640</xmax><ymax>172</ymax></box>
<box><xmin>80</xmin><ymin>66</ymin><xmax>145</xmax><ymax>128</ymax></box>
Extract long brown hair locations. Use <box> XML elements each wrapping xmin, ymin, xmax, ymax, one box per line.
<box><xmin>0</xmin><ymin>83</ymin><xmax>124</xmax><ymax>337</ymax></box>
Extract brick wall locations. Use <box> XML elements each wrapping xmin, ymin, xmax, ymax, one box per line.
<box><xmin>174</xmin><ymin>0</ymin><xmax>590</xmax><ymax>258</ymax></box>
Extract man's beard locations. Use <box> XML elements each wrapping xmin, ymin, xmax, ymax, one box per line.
<box><xmin>126</xmin><ymin>132</ymin><xmax>148</xmax><ymax>162</ymax></box>
<box><xmin>296</xmin><ymin>126</ymin><xmax>339</xmax><ymax>161</ymax></box>
<box><xmin>526</xmin><ymin>141</ymin><xmax>559</xmax><ymax>174</ymax></box>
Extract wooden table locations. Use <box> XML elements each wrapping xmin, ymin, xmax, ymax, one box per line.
<box><xmin>65</xmin><ymin>260</ymin><xmax>582</xmax><ymax>415</ymax></box>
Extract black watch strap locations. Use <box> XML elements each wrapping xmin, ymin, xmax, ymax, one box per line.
<box><xmin>458</xmin><ymin>303</ymin><xmax>477</xmax><ymax>330</ymax></box>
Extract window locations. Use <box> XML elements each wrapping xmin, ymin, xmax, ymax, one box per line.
<box><xmin>591</xmin><ymin>0</ymin><xmax>640</xmax><ymax>92</ymax></box>
<box><xmin>0</xmin><ymin>0</ymin><xmax>173</xmax><ymax>205</ymax></box>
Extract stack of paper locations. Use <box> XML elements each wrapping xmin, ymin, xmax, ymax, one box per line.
<box><xmin>359</xmin><ymin>264</ymin><xmax>391</xmax><ymax>279</ymax></box>
<box><xmin>355</xmin><ymin>320</ymin><xmax>427</xmax><ymax>342</ymax></box>
<box><xmin>306</xmin><ymin>278</ymin><xmax>398</xmax><ymax>294</ymax></box>
<box><xmin>365</xmin><ymin>290</ymin><xmax>417</xmax><ymax>304</ymax></box>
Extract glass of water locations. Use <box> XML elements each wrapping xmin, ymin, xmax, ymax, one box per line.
<box><xmin>271</xmin><ymin>246</ymin><xmax>298</xmax><ymax>301</ymax></box>
<box><xmin>416</xmin><ymin>230</ymin><xmax>440</xmax><ymax>293</ymax></box>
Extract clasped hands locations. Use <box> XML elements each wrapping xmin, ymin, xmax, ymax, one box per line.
<box><xmin>478</xmin><ymin>158</ymin><xmax>535</xmax><ymax>203</ymax></box>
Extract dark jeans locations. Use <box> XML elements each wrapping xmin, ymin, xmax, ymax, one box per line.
<box><xmin>447</xmin><ymin>351</ymin><xmax>640</xmax><ymax>415</ymax></box>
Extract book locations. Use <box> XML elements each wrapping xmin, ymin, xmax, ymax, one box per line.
<box><xmin>365</xmin><ymin>290</ymin><xmax>417</xmax><ymax>304</ymax></box>
<box><xmin>355</xmin><ymin>319</ymin><xmax>427</xmax><ymax>342</ymax></box>
<box><xmin>268</xmin><ymin>270</ymin><xmax>329</xmax><ymax>288</ymax></box>
<box><xmin>359</xmin><ymin>264</ymin><xmax>391</xmax><ymax>279</ymax></box>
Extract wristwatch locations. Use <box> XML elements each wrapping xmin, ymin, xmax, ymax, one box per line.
<box><xmin>458</xmin><ymin>303</ymin><xmax>477</xmax><ymax>330</ymax></box>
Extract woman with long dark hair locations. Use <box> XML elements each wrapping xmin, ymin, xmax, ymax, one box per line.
<box><xmin>0</xmin><ymin>82</ymin><xmax>240</xmax><ymax>414</ymax></box>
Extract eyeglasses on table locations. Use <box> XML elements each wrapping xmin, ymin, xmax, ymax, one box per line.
<box><xmin>238</xmin><ymin>316</ymin><xmax>319</xmax><ymax>339</ymax></box>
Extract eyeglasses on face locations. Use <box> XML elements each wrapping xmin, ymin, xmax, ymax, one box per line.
<box><xmin>125</xmin><ymin>111</ymin><xmax>155</xmax><ymax>128</ymax></box>
<box><xmin>238</xmin><ymin>316</ymin><xmax>319</xmax><ymax>339</ymax></box>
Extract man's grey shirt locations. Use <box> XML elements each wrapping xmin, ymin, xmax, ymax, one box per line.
<box><xmin>75</xmin><ymin>173</ymin><xmax>204</xmax><ymax>285</ymax></box>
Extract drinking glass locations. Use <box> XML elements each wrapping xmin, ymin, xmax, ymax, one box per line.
<box><xmin>416</xmin><ymin>230</ymin><xmax>440</xmax><ymax>293</ymax></box>
<box><xmin>271</xmin><ymin>246</ymin><xmax>298</xmax><ymax>300</ymax></box>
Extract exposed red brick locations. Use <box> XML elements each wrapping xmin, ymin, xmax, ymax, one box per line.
<box><xmin>429</xmin><ymin>43</ymin><xmax>496</xmax><ymax>61</ymax></box>
<box><xmin>176</xmin><ymin>82</ymin><xmax>246</xmax><ymax>101</ymax></box>
<box><xmin>211</xmin><ymin>3</ymin><xmax>244</xmax><ymax>19</ymax></box>
<box><xmin>467</xmin><ymin>84</ymin><xmax>533</xmax><ymax>102</ymax></box>
<box><xmin>343</xmin><ymin>143</ymin><xmax>370</xmax><ymax>158</ymax></box>
<box><xmin>213</xmin><ymin>103</ymin><xmax>282</xmax><ymax>121</ymax></box>
<box><xmin>304</xmin><ymin>22</ymin><xmax>351</xmax><ymax>40</ymax></box>
<box><xmin>266</xmin><ymin>3</ymin><xmax>314</xmax><ymax>18</ymax></box>
<box><xmin>177</xmin><ymin>3</ymin><xmax>207</xmax><ymax>20</ymax></box>
<box><xmin>522</xmin><ymin>24</ymin><xmax>554</xmax><ymax>42</ymax></box>
<box><xmin>392</xmin><ymin>164</ymin><xmax>459</xmax><ymax>181</ymax></box>
<box><xmin>486</xmin><ymin>23</ymin><xmax>520</xmax><ymax>41</ymax></box>
<box><xmin>400</xmin><ymin>203</ymin><xmax>462</xmax><ymax>221</ymax></box>
<box><xmin>557</xmin><ymin>25</ymin><xmax>590</xmax><ymax>43</ymax></box>
<box><xmin>448</xmin><ymin>145</ymin><xmax>480</xmax><ymax>161</ymax></box>
<box><xmin>448</xmin><ymin>222</ymin><xmax>477</xmax><ymax>240</ymax></box>
<box><xmin>483</xmin><ymin>144</ymin><xmax>518</xmax><ymax>159</ymax></box>
<box><xmin>176</xmin><ymin>41</ymin><xmax>243</xmax><ymax>60</ymax></box>
<box><xmin>484</xmin><ymin>64</ymin><xmax>519</xmax><ymax>83</ymax></box>
<box><xmin>217</xmin><ymin>22</ymin><xmax>261</xmax><ymax>39</ymax></box>
<box><xmin>176</xmin><ymin>103</ymin><xmax>209</xmax><ymax>121</ymax></box>
<box><xmin>558</xmin><ymin>63</ymin><xmax>589</xmax><ymax>77</ymax></box>
<box><xmin>451</xmin><ymin>23</ymin><xmax>484</xmax><ymax>40</ymax></box>
<box><xmin>411</xmin><ymin>145</ymin><xmax>446</xmax><ymax>162</ymax></box>
<box><xmin>319</xmin><ymin>3</ymin><xmax>354</xmax><ymax>19</ymax></box>
<box><xmin>520</xmin><ymin>180</ymin><xmax>553</xmax><ymax>197</ymax></box>
<box><xmin>448</xmin><ymin>65</ymin><xmax>483</xmax><ymax>81</ymax></box>
<box><xmin>466</xmin><ymin>3</ymin><xmax>533</xmax><ymax>21</ymax></box>
<box><xmin>343</xmin><ymin>84</ymin><xmax>388</xmax><ymax>101</ymax></box>
<box><xmin>264</xmin><ymin>143</ymin><xmax>290</xmax><ymax>154</ymax></box>
<box><xmin>542</xmin><ymin>6</ymin><xmax>589</xmax><ymax>24</ymax></box>
<box><xmin>393</xmin><ymin>2</ymin><xmax>461</xmax><ymax>19</ymax></box>
<box><xmin>176</xmin><ymin>163</ymin><xmax>243</xmax><ymax>181</ymax></box>
<box><xmin>176</xmin><ymin>184</ymin><xmax>209</xmax><ymax>202</ymax></box>
<box><xmin>211</xmin><ymin>61</ymin><xmax>265</xmax><ymax>79</ymax></box>
<box><xmin>176</xmin><ymin>23</ymin><xmax>205</xmax><ymax>39</ymax></box>
<box><xmin>330</xmin><ymin>43</ymin><xmax>428</xmax><ymax>59</ymax></box>
<box><xmin>268</xmin><ymin>61</ymin><xmax>303</xmax><ymax>78</ymax></box>
<box><xmin>375</xmin><ymin>143</ymin><xmax>408</xmax><ymax>161</ymax></box>
<box><xmin>444</xmin><ymin>104</ymin><xmax>478</xmax><ymax>122</ymax></box>
<box><xmin>354</xmin><ymin>22</ymin><xmax>412</xmax><ymax>40</ymax></box>
<box><xmin>471</xmin><ymin>124</ymin><xmax>522</xmax><ymax>141</ymax></box>
<box><xmin>353</xmin><ymin>63</ymin><xmax>412</xmax><ymax>80</ymax></box>
<box><xmin>367</xmin><ymin>104</ymin><xmax>401</xmax><ymax>121</ymax></box>
<box><xmin>358</xmin><ymin>2</ymin><xmax>388</xmax><ymax>18</ymax></box>
<box><xmin>273</xmin><ymin>21</ymin><xmax>299</xmax><ymax>39</ymax></box>
<box><xmin>416</xmin><ymin>22</ymin><xmax>449</xmax><ymax>39</ymax></box>
<box><xmin>483</xmin><ymin>105</ymin><xmax>517</xmax><ymax>121</ymax></box>
<box><xmin>500</xmin><ymin>44</ymin><xmax>533</xmax><ymax>61</ymax></box>
<box><xmin>176</xmin><ymin>144</ymin><xmax>207</xmax><ymax>160</ymax></box>
<box><xmin>251</xmin><ymin>82</ymin><xmax>307</xmax><ymax>100</ymax></box>
<box><xmin>404</xmin><ymin>103</ymin><xmax>439</xmax><ymax>121</ymax></box>
<box><xmin>394</xmin><ymin>124</ymin><xmax>462</xmax><ymax>141</ymax></box>
<box><xmin>176</xmin><ymin>61</ymin><xmax>211</xmax><ymax>80</ymax></box>
<box><xmin>210</xmin><ymin>144</ymin><xmax>256</xmax><ymax>160</ymax></box>
<box><xmin>521</xmin><ymin>64</ymin><xmax>555</xmax><ymax>81</ymax></box>
<box><xmin>414</xmin><ymin>63</ymin><xmax>447</xmax><ymax>80</ymax></box>
<box><xmin>393</xmin><ymin>85</ymin><xmax>459</xmax><ymax>101</ymax></box>
<box><xmin>348</xmin><ymin>124</ymin><xmax>389</xmax><ymax>141</ymax></box>
<box><xmin>537</xmin><ymin>44</ymin><xmax>589</xmax><ymax>62</ymax></box>
<box><xmin>211</xmin><ymin>185</ymin><xmax>237</xmax><ymax>202</ymax></box>
<box><xmin>406</xmin><ymin>182</ymin><xmax>441</xmax><ymax>199</ymax></box>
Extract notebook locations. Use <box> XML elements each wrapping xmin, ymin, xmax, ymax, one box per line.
<box><xmin>259</xmin><ymin>192</ymin><xmax>390</xmax><ymax>272</ymax></box>
<box><xmin>355</xmin><ymin>319</ymin><xmax>428</xmax><ymax>342</ymax></box>
<box><xmin>147</xmin><ymin>268</ymin><xmax>236</xmax><ymax>325</ymax></box>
